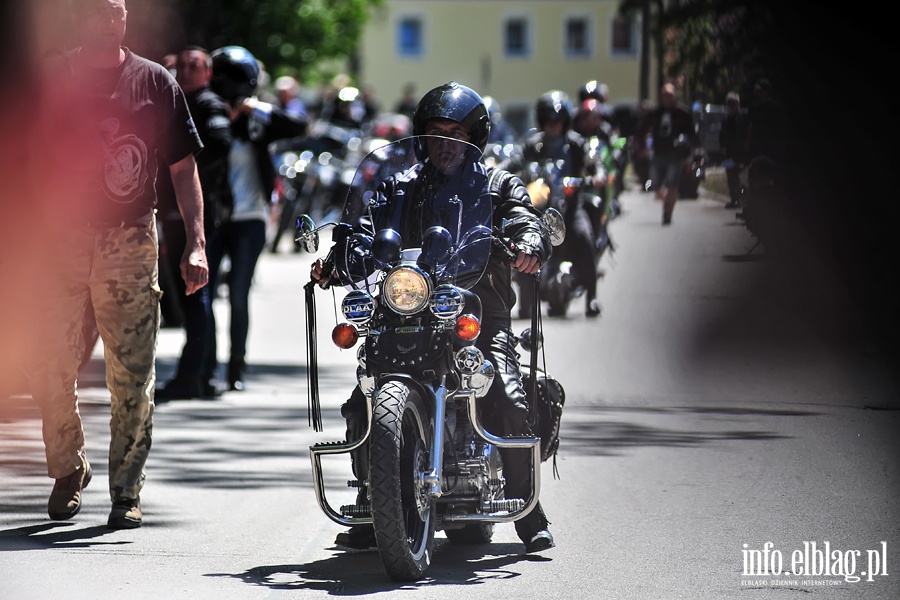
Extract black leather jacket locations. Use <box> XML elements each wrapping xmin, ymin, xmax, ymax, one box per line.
<box><xmin>475</xmin><ymin>165</ymin><xmax>550</xmax><ymax>318</ymax></box>
<box><xmin>365</xmin><ymin>161</ymin><xmax>551</xmax><ymax>318</ymax></box>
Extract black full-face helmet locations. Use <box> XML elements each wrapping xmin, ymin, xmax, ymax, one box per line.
<box><xmin>536</xmin><ymin>90</ymin><xmax>573</xmax><ymax>131</ymax></box>
<box><xmin>210</xmin><ymin>46</ymin><xmax>260</xmax><ymax>103</ymax></box>
<box><xmin>412</xmin><ymin>81</ymin><xmax>491</xmax><ymax>152</ymax></box>
<box><xmin>578</xmin><ymin>80</ymin><xmax>609</xmax><ymax>104</ymax></box>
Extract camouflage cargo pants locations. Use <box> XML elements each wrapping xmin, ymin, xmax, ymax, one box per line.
<box><xmin>26</xmin><ymin>215</ymin><xmax>161</xmax><ymax>502</ymax></box>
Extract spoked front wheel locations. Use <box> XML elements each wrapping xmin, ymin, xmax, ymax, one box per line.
<box><xmin>369</xmin><ymin>381</ymin><xmax>435</xmax><ymax>581</ymax></box>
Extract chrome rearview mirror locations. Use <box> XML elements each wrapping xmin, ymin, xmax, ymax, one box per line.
<box><xmin>541</xmin><ymin>207</ymin><xmax>566</xmax><ymax>247</ymax></box>
<box><xmin>294</xmin><ymin>214</ymin><xmax>319</xmax><ymax>253</ymax></box>
<box><xmin>500</xmin><ymin>208</ymin><xmax>566</xmax><ymax>247</ymax></box>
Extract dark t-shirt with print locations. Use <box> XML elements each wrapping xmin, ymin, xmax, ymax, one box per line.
<box><xmin>51</xmin><ymin>48</ymin><xmax>202</xmax><ymax>223</ymax></box>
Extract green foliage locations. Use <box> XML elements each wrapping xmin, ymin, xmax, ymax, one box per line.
<box><xmin>162</xmin><ymin>0</ymin><xmax>382</xmax><ymax>84</ymax></box>
<box><xmin>618</xmin><ymin>0</ymin><xmax>779</xmax><ymax>103</ymax></box>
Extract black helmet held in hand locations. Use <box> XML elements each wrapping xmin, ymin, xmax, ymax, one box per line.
<box><xmin>210</xmin><ymin>46</ymin><xmax>260</xmax><ymax>103</ymax></box>
<box><xmin>412</xmin><ymin>81</ymin><xmax>491</xmax><ymax>152</ymax></box>
<box><xmin>536</xmin><ymin>90</ymin><xmax>573</xmax><ymax>131</ymax></box>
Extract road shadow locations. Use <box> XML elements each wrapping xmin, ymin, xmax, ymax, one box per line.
<box><xmin>0</xmin><ymin>361</ymin><xmax>350</xmax><ymax>496</ymax></box>
<box><xmin>557</xmin><ymin>404</ymin><xmax>810</xmax><ymax>458</ymax></box>
<box><xmin>0</xmin><ymin>522</ymin><xmax>134</xmax><ymax>551</ymax></box>
<box><xmin>213</xmin><ymin>539</ymin><xmax>548</xmax><ymax>594</ymax></box>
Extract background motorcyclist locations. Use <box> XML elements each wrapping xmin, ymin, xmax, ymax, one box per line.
<box><xmin>578</xmin><ymin>79</ymin><xmax>621</xmax><ymax>141</ymax></box>
<box><xmin>483</xmin><ymin>95</ymin><xmax>520</xmax><ymax>144</ymax></box>
<box><xmin>503</xmin><ymin>90</ymin><xmax>601</xmax><ymax>318</ymax></box>
<box><xmin>310</xmin><ymin>81</ymin><xmax>557</xmax><ymax>554</ymax></box>
<box><xmin>573</xmin><ymin>97</ymin><xmax>617</xmax><ymax>263</ymax></box>
<box><xmin>321</xmin><ymin>85</ymin><xmax>369</xmax><ymax>130</ymax></box>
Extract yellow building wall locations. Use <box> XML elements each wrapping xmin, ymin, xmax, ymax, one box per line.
<box><xmin>359</xmin><ymin>0</ymin><xmax>651</xmax><ymax>130</ymax></box>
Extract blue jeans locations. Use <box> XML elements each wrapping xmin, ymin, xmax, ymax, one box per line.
<box><xmin>205</xmin><ymin>218</ymin><xmax>267</xmax><ymax>376</ymax></box>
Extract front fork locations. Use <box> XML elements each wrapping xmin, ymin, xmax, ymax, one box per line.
<box><xmin>309</xmin><ymin>379</ymin><xmax>542</xmax><ymax>527</ymax></box>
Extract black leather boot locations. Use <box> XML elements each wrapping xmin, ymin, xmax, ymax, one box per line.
<box><xmin>227</xmin><ymin>359</ymin><xmax>246</xmax><ymax>391</ymax></box>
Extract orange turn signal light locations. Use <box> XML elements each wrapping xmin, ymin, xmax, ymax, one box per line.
<box><xmin>332</xmin><ymin>323</ymin><xmax>359</xmax><ymax>349</ymax></box>
<box><xmin>455</xmin><ymin>314</ymin><xmax>480</xmax><ymax>341</ymax></box>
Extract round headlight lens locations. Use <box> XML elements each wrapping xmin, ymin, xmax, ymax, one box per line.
<box><xmin>383</xmin><ymin>266</ymin><xmax>430</xmax><ymax>314</ymax></box>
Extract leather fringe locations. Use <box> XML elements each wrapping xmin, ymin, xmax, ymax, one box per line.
<box><xmin>304</xmin><ymin>280</ymin><xmax>323</xmax><ymax>431</ymax></box>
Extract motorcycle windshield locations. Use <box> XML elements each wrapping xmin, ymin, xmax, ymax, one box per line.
<box><xmin>332</xmin><ymin>135</ymin><xmax>493</xmax><ymax>291</ymax></box>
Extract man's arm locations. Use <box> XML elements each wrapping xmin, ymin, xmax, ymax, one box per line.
<box><xmin>169</xmin><ymin>154</ymin><xmax>209</xmax><ymax>295</ymax></box>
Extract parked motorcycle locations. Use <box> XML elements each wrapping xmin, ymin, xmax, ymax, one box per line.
<box><xmin>296</xmin><ymin>135</ymin><xmax>565</xmax><ymax>581</ymax></box>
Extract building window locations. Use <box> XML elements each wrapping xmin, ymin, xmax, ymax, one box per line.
<box><xmin>397</xmin><ymin>16</ymin><xmax>423</xmax><ymax>57</ymax></box>
<box><xmin>504</xmin><ymin>16</ymin><xmax>530</xmax><ymax>58</ymax></box>
<box><xmin>611</xmin><ymin>14</ymin><xmax>637</xmax><ymax>56</ymax></box>
<box><xmin>565</xmin><ymin>16</ymin><xmax>591</xmax><ymax>58</ymax></box>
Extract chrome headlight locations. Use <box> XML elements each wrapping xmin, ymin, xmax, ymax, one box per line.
<box><xmin>429</xmin><ymin>284</ymin><xmax>464</xmax><ymax>320</ymax></box>
<box><xmin>382</xmin><ymin>266</ymin><xmax>430</xmax><ymax>315</ymax></box>
<box><xmin>341</xmin><ymin>290</ymin><xmax>375</xmax><ymax>324</ymax></box>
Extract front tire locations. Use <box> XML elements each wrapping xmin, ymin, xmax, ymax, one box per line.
<box><xmin>369</xmin><ymin>381</ymin><xmax>435</xmax><ymax>581</ymax></box>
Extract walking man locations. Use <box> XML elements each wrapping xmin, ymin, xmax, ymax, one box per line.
<box><xmin>27</xmin><ymin>0</ymin><xmax>207</xmax><ymax>529</ymax></box>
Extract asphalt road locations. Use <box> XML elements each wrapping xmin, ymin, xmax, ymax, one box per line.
<box><xmin>2</xmin><ymin>184</ymin><xmax>898</xmax><ymax>599</ymax></box>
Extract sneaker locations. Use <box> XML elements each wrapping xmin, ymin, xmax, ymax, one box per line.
<box><xmin>334</xmin><ymin>525</ymin><xmax>377</xmax><ymax>550</ymax></box>
<box><xmin>523</xmin><ymin>528</ymin><xmax>556</xmax><ymax>554</ymax></box>
<box><xmin>48</xmin><ymin>458</ymin><xmax>92</xmax><ymax>520</ymax></box>
<box><xmin>108</xmin><ymin>497</ymin><xmax>142</xmax><ymax>529</ymax></box>
<box><xmin>586</xmin><ymin>299</ymin><xmax>601</xmax><ymax>318</ymax></box>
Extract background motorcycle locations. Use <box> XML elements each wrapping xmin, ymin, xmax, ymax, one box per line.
<box><xmin>269</xmin><ymin>121</ymin><xmax>363</xmax><ymax>253</ymax></box>
<box><xmin>520</xmin><ymin>159</ymin><xmax>599</xmax><ymax>317</ymax></box>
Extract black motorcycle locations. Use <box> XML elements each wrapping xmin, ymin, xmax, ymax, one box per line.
<box><xmin>296</xmin><ymin>135</ymin><xmax>565</xmax><ymax>581</ymax></box>
<box><xmin>519</xmin><ymin>159</ymin><xmax>599</xmax><ymax>317</ymax></box>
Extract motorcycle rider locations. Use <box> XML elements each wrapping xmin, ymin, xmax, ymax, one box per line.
<box><xmin>483</xmin><ymin>95</ymin><xmax>519</xmax><ymax>144</ymax></box>
<box><xmin>502</xmin><ymin>90</ymin><xmax>601</xmax><ymax>318</ymax></box>
<box><xmin>572</xmin><ymin>97</ymin><xmax>616</xmax><ymax>263</ymax></box>
<box><xmin>577</xmin><ymin>80</ymin><xmax>614</xmax><ymax>130</ymax></box>
<box><xmin>311</xmin><ymin>81</ymin><xmax>557</xmax><ymax>554</ymax></box>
